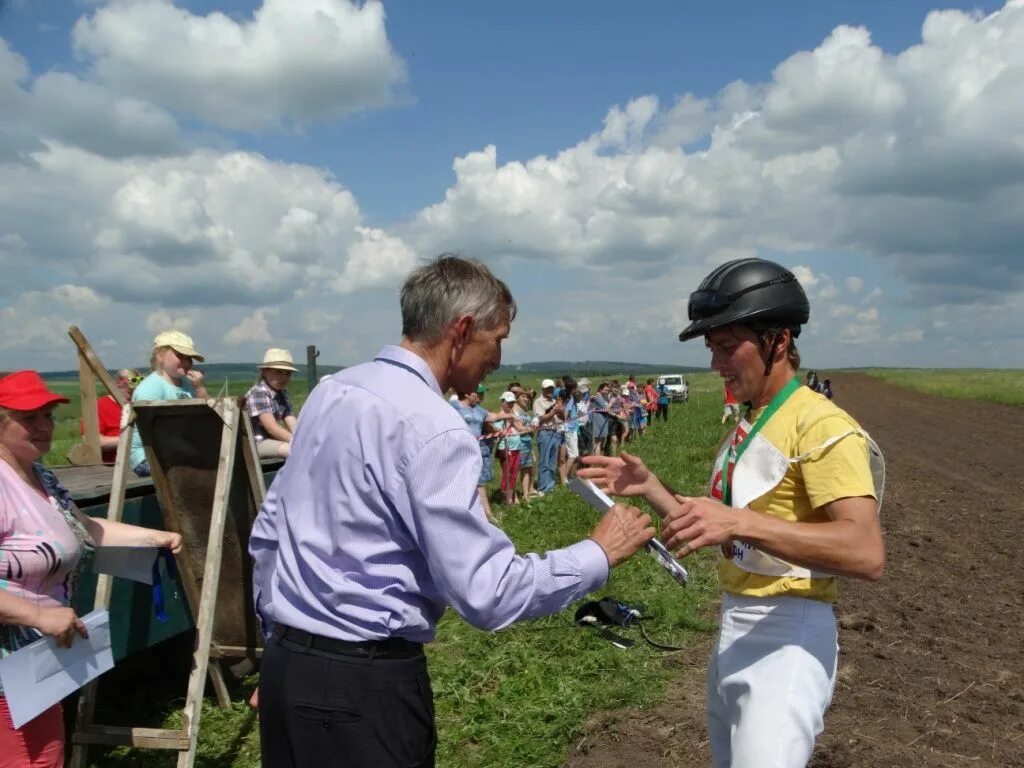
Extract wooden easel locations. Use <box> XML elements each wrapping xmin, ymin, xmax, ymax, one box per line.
<box><xmin>67</xmin><ymin>326</ymin><xmax>128</xmax><ymax>466</ymax></box>
<box><xmin>70</xmin><ymin>398</ymin><xmax>265</xmax><ymax>768</ymax></box>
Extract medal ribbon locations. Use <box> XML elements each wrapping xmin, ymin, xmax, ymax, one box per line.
<box><xmin>721</xmin><ymin>377</ymin><xmax>801</xmax><ymax>506</ymax></box>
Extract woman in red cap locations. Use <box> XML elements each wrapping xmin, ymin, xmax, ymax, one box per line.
<box><xmin>0</xmin><ymin>371</ymin><xmax>182</xmax><ymax>767</ymax></box>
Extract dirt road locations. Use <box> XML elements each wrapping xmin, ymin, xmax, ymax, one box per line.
<box><xmin>565</xmin><ymin>374</ymin><xmax>1024</xmax><ymax>767</ymax></box>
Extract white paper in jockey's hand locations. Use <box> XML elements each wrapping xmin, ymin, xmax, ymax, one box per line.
<box><xmin>568</xmin><ymin>478</ymin><xmax>689</xmax><ymax>587</ymax></box>
<box><xmin>567</xmin><ymin>478</ymin><xmax>616</xmax><ymax>512</ymax></box>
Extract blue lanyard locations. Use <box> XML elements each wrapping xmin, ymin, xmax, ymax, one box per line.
<box><xmin>151</xmin><ymin>549</ymin><xmax>178</xmax><ymax>622</ymax></box>
<box><xmin>374</xmin><ymin>357</ymin><xmax>430</xmax><ymax>388</ymax></box>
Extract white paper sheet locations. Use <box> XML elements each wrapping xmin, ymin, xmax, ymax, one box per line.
<box><xmin>92</xmin><ymin>546</ymin><xmax>161</xmax><ymax>584</ymax></box>
<box><xmin>568</xmin><ymin>478</ymin><xmax>689</xmax><ymax>586</ymax></box>
<box><xmin>0</xmin><ymin>610</ymin><xmax>115</xmax><ymax>728</ymax></box>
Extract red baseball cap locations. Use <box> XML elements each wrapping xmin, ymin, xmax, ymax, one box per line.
<box><xmin>0</xmin><ymin>371</ymin><xmax>70</xmax><ymax>411</ymax></box>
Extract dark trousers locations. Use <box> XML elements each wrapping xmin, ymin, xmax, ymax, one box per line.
<box><xmin>578</xmin><ymin>424</ymin><xmax>593</xmax><ymax>455</ymax></box>
<box><xmin>657</xmin><ymin>403</ymin><xmax>669</xmax><ymax>421</ymax></box>
<box><xmin>259</xmin><ymin>628</ymin><xmax>435</xmax><ymax>768</ymax></box>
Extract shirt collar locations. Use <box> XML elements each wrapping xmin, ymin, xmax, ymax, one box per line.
<box><xmin>374</xmin><ymin>345</ymin><xmax>444</xmax><ymax>397</ymax></box>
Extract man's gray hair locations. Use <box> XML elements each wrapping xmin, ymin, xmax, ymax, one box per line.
<box><xmin>401</xmin><ymin>254</ymin><xmax>517</xmax><ymax>342</ymax></box>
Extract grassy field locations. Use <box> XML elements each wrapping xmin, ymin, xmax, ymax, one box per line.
<box><xmin>863</xmin><ymin>368</ymin><xmax>1024</xmax><ymax>407</ymax></box>
<box><xmin>83</xmin><ymin>372</ymin><xmax>727</xmax><ymax>768</ymax></box>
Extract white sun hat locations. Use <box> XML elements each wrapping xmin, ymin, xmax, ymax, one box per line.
<box><xmin>259</xmin><ymin>348</ymin><xmax>299</xmax><ymax>372</ymax></box>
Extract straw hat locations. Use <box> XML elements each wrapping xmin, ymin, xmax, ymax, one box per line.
<box><xmin>259</xmin><ymin>348</ymin><xmax>298</xmax><ymax>372</ymax></box>
<box><xmin>153</xmin><ymin>330</ymin><xmax>205</xmax><ymax>361</ymax></box>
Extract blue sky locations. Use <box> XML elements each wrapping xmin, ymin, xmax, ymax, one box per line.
<box><xmin>1</xmin><ymin>0</ymin><xmax>1022</xmax><ymax>371</ymax></box>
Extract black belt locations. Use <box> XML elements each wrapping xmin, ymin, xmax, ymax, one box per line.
<box><xmin>277</xmin><ymin>625</ymin><xmax>424</xmax><ymax>660</ymax></box>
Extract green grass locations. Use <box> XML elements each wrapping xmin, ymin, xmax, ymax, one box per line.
<box><xmin>863</xmin><ymin>368</ymin><xmax>1024</xmax><ymax>407</ymax></box>
<box><xmin>83</xmin><ymin>372</ymin><xmax>728</xmax><ymax>768</ymax></box>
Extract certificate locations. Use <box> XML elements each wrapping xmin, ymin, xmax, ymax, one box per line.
<box><xmin>0</xmin><ymin>610</ymin><xmax>115</xmax><ymax>728</ymax></box>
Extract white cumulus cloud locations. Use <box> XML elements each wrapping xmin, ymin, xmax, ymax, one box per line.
<box><xmin>223</xmin><ymin>309</ymin><xmax>274</xmax><ymax>346</ymax></box>
<box><xmin>0</xmin><ymin>37</ymin><xmax>183</xmax><ymax>160</ymax></box>
<box><xmin>404</xmin><ymin>1</ymin><xmax>1024</xmax><ymax>309</ymax></box>
<box><xmin>72</xmin><ymin>0</ymin><xmax>407</xmax><ymax>131</ymax></box>
<box><xmin>0</xmin><ymin>142</ymin><xmax>410</xmax><ymax>306</ymax></box>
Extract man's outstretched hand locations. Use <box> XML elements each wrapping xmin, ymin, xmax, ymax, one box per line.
<box><xmin>578</xmin><ymin>451</ymin><xmax>652</xmax><ymax>499</ymax></box>
<box><xmin>589</xmin><ymin>503</ymin><xmax>656</xmax><ymax>567</ymax></box>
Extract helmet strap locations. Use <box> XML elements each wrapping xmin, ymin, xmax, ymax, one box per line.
<box><xmin>761</xmin><ymin>331</ymin><xmax>783</xmax><ymax>377</ymax></box>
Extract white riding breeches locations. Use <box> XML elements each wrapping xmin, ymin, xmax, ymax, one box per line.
<box><xmin>707</xmin><ymin>593</ymin><xmax>839</xmax><ymax>768</ymax></box>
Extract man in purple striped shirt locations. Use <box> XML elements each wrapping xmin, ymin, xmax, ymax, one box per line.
<box><xmin>250</xmin><ymin>255</ymin><xmax>655</xmax><ymax>768</ymax></box>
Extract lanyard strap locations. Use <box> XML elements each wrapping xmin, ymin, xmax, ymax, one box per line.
<box><xmin>151</xmin><ymin>549</ymin><xmax>178</xmax><ymax>623</ymax></box>
<box><xmin>721</xmin><ymin>377</ymin><xmax>801</xmax><ymax>505</ymax></box>
<box><xmin>374</xmin><ymin>357</ymin><xmax>431</xmax><ymax>388</ymax></box>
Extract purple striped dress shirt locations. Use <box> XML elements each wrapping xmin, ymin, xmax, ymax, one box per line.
<box><xmin>249</xmin><ymin>345</ymin><xmax>609</xmax><ymax>643</ymax></box>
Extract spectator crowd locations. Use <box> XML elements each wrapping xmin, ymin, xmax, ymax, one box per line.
<box><xmin>448</xmin><ymin>372</ymin><xmax>689</xmax><ymax>517</ymax></box>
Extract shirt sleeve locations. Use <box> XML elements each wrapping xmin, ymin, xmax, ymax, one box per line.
<box><xmin>245</xmin><ymin>385</ymin><xmax>273</xmax><ymax>417</ymax></box>
<box><xmin>396</xmin><ymin>429</ymin><xmax>609</xmax><ymax>631</ymax></box>
<box><xmin>131</xmin><ymin>377</ymin><xmax>163</xmax><ymax>402</ymax></box>
<box><xmin>97</xmin><ymin>397</ymin><xmax>122</xmax><ymax>436</ymax></box>
<box><xmin>798</xmin><ymin>415</ymin><xmax>877</xmax><ymax>510</ymax></box>
<box><xmin>249</xmin><ymin>474</ymin><xmax>282</xmax><ymax>638</ymax></box>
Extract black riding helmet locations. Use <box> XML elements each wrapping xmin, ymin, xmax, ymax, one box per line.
<box><xmin>678</xmin><ymin>258</ymin><xmax>810</xmax><ymax>342</ymax></box>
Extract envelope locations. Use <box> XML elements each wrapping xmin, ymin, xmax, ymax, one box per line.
<box><xmin>0</xmin><ymin>610</ymin><xmax>114</xmax><ymax>728</ymax></box>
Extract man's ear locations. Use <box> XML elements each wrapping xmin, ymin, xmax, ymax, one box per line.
<box><xmin>774</xmin><ymin>329</ymin><xmax>792</xmax><ymax>361</ymax></box>
<box><xmin>452</xmin><ymin>315</ymin><xmax>474</xmax><ymax>346</ymax></box>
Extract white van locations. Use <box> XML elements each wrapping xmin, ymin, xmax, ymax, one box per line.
<box><xmin>657</xmin><ymin>374</ymin><xmax>689</xmax><ymax>402</ymax></box>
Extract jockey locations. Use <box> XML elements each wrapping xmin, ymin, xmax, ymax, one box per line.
<box><xmin>580</xmin><ymin>257</ymin><xmax>885</xmax><ymax>768</ymax></box>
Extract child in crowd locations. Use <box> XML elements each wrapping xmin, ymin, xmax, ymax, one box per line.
<box><xmin>644</xmin><ymin>378</ymin><xmax>658</xmax><ymax>427</ymax></box>
<box><xmin>515</xmin><ymin>390</ymin><xmax>540</xmax><ymax>499</ymax></box>
<box><xmin>245</xmin><ymin>348</ymin><xmax>299</xmax><ymax>459</ymax></box>
<box><xmin>130</xmin><ymin>330</ymin><xmax>208</xmax><ymax>477</ymax></box>
<box><xmin>494</xmin><ymin>391</ymin><xmax>524</xmax><ymax>505</ymax></box>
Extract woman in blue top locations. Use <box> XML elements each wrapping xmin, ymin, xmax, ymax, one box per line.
<box><xmin>129</xmin><ymin>330</ymin><xmax>209</xmax><ymax>476</ymax></box>
<box><xmin>450</xmin><ymin>385</ymin><xmax>503</xmax><ymax>521</ymax></box>
<box><xmin>590</xmin><ymin>382</ymin><xmax>611</xmax><ymax>456</ymax></box>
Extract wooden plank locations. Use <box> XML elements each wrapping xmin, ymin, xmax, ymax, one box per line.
<box><xmin>209</xmin><ymin>645</ymin><xmax>264</xmax><ymax>659</ymax></box>
<box><xmin>208</xmin><ymin>659</ymin><xmax>232</xmax><ymax>709</ymax></box>
<box><xmin>240</xmin><ymin>414</ymin><xmax>267</xmax><ymax>502</ymax></box>
<box><xmin>53</xmin><ymin>458</ymin><xmax>281</xmax><ymax>501</ymax></box>
<box><xmin>73</xmin><ymin>726</ymin><xmax>189</xmax><ymax>750</ymax></box>
<box><xmin>68</xmin><ymin>325</ymin><xmax>128</xmax><ymax>406</ymax></box>
<box><xmin>76</xmin><ymin>352</ymin><xmax>102</xmax><ymax>465</ymax></box>
<box><xmin>177</xmin><ymin>400</ymin><xmax>239</xmax><ymax>768</ymax></box>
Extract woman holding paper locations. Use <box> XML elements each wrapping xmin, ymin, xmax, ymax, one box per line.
<box><xmin>0</xmin><ymin>370</ymin><xmax>181</xmax><ymax>768</ymax></box>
